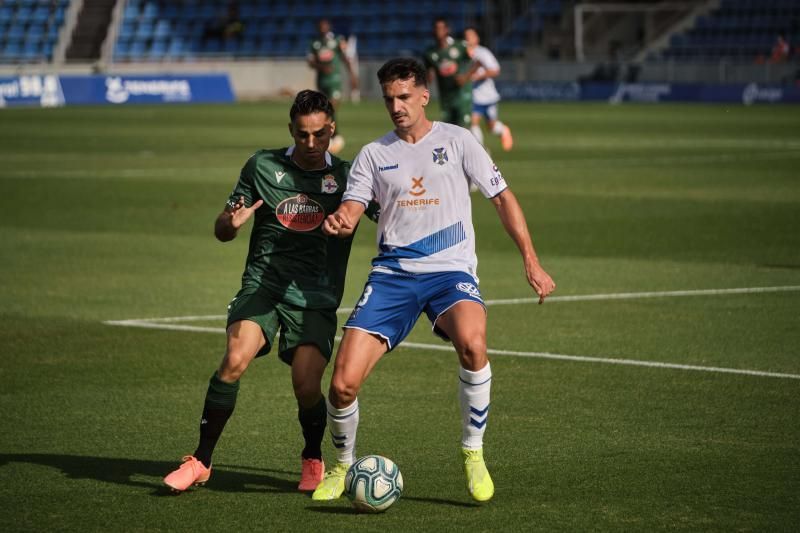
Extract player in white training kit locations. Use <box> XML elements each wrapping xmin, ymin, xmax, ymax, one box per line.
<box><xmin>312</xmin><ymin>58</ymin><xmax>555</xmax><ymax>503</ymax></box>
<box><xmin>465</xmin><ymin>27</ymin><xmax>513</xmax><ymax>151</ymax></box>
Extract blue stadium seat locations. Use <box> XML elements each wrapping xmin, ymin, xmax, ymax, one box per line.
<box><xmin>135</xmin><ymin>22</ymin><xmax>154</xmax><ymax>40</ymax></box>
<box><xmin>129</xmin><ymin>40</ymin><xmax>147</xmax><ymax>59</ymax></box>
<box><xmin>3</xmin><ymin>41</ymin><xmax>22</xmax><ymax>61</ymax></box>
<box><xmin>115</xmin><ymin>40</ymin><xmax>131</xmax><ymax>60</ymax></box>
<box><xmin>123</xmin><ymin>4</ymin><xmax>140</xmax><ymax>21</ymax></box>
<box><xmin>149</xmin><ymin>39</ymin><xmax>167</xmax><ymax>59</ymax></box>
<box><xmin>154</xmin><ymin>19</ymin><xmax>171</xmax><ymax>39</ymax></box>
<box><xmin>31</xmin><ymin>6</ymin><xmax>49</xmax><ymax>23</ymax></box>
<box><xmin>141</xmin><ymin>2</ymin><xmax>159</xmax><ymax>21</ymax></box>
<box><xmin>166</xmin><ymin>38</ymin><xmax>185</xmax><ymax>57</ymax></box>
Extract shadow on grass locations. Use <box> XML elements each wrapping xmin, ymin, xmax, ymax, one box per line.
<box><xmin>0</xmin><ymin>453</ymin><xmax>297</xmax><ymax>495</ymax></box>
<box><xmin>306</xmin><ymin>495</ymin><xmax>478</xmax><ymax>513</ymax></box>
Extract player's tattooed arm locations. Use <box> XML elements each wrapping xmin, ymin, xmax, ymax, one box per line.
<box><xmin>214</xmin><ymin>195</ymin><xmax>264</xmax><ymax>242</ymax></box>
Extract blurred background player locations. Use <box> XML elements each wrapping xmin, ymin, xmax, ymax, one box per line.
<box><xmin>163</xmin><ymin>90</ymin><xmax>374</xmax><ymax>494</ymax></box>
<box><xmin>423</xmin><ymin>17</ymin><xmax>474</xmax><ymax>129</ymax></box>
<box><xmin>464</xmin><ymin>27</ymin><xmax>513</xmax><ymax>151</ymax></box>
<box><xmin>308</xmin><ymin>18</ymin><xmax>359</xmax><ymax>154</ymax></box>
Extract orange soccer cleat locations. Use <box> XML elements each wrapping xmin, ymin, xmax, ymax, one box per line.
<box><xmin>298</xmin><ymin>457</ymin><xmax>325</xmax><ymax>491</ymax></box>
<box><xmin>500</xmin><ymin>125</ymin><xmax>513</xmax><ymax>152</ymax></box>
<box><xmin>163</xmin><ymin>455</ymin><xmax>212</xmax><ymax>492</ymax></box>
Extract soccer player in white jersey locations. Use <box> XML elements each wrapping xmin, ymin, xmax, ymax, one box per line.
<box><xmin>311</xmin><ymin>58</ymin><xmax>555</xmax><ymax>503</ymax></box>
<box><xmin>465</xmin><ymin>27</ymin><xmax>513</xmax><ymax>151</ymax></box>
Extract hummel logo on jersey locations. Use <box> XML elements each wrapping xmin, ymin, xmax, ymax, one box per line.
<box><xmin>275</xmin><ymin>170</ymin><xmax>286</xmax><ymax>183</ymax></box>
<box><xmin>433</xmin><ymin>147</ymin><xmax>448</xmax><ymax>165</ymax></box>
<box><xmin>379</xmin><ymin>163</ymin><xmax>399</xmax><ymax>172</ymax></box>
<box><xmin>409</xmin><ymin>176</ymin><xmax>426</xmax><ymax>197</ymax></box>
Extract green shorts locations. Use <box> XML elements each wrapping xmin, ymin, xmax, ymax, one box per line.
<box><xmin>317</xmin><ymin>76</ymin><xmax>343</xmax><ymax>102</ymax></box>
<box><xmin>441</xmin><ymin>95</ymin><xmax>472</xmax><ymax>128</ymax></box>
<box><xmin>226</xmin><ymin>286</ymin><xmax>337</xmax><ymax>365</ymax></box>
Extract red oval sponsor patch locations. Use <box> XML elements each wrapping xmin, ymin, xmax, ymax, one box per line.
<box><xmin>275</xmin><ymin>194</ymin><xmax>325</xmax><ymax>232</ymax></box>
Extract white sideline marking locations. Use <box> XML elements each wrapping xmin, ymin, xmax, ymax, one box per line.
<box><xmin>397</xmin><ymin>342</ymin><xmax>800</xmax><ymax>380</ymax></box>
<box><xmin>103</xmin><ymin>285</ymin><xmax>800</xmax><ymax>380</ymax></box>
<box><xmin>483</xmin><ymin>285</ymin><xmax>800</xmax><ymax>307</ymax></box>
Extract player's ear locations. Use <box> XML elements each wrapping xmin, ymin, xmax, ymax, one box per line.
<box><xmin>329</xmin><ymin>121</ymin><xmax>336</xmax><ymax>136</ymax></box>
<box><xmin>288</xmin><ymin>122</ymin><xmax>294</xmax><ymax>137</ymax></box>
<box><xmin>422</xmin><ymin>89</ymin><xmax>430</xmax><ymax>106</ymax></box>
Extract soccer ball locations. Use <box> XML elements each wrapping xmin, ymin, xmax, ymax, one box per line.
<box><xmin>344</xmin><ymin>455</ymin><xmax>404</xmax><ymax>513</ymax></box>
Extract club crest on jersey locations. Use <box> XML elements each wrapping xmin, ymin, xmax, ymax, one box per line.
<box><xmin>322</xmin><ymin>174</ymin><xmax>338</xmax><ymax>193</ymax></box>
<box><xmin>432</xmin><ymin>147</ymin><xmax>448</xmax><ymax>165</ymax></box>
<box><xmin>275</xmin><ymin>193</ymin><xmax>325</xmax><ymax>232</ymax></box>
<box><xmin>456</xmin><ymin>282</ymin><xmax>482</xmax><ymax>298</ymax></box>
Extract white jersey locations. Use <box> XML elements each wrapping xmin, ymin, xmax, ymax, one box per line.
<box><xmin>471</xmin><ymin>45</ymin><xmax>501</xmax><ymax>105</ymax></box>
<box><xmin>344</xmin><ymin>121</ymin><xmax>507</xmax><ymax>276</ymax></box>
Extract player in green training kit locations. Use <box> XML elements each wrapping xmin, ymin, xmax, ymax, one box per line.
<box><xmin>423</xmin><ymin>17</ymin><xmax>474</xmax><ymax>128</ymax></box>
<box><xmin>163</xmin><ymin>90</ymin><xmax>376</xmax><ymax>494</ymax></box>
<box><xmin>308</xmin><ymin>18</ymin><xmax>358</xmax><ymax>154</ymax></box>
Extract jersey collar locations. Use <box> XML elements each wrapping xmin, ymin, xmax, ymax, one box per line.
<box><xmin>285</xmin><ymin>146</ymin><xmax>332</xmax><ymax>169</ymax></box>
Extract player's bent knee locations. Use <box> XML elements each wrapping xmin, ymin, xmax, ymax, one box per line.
<box><xmin>218</xmin><ymin>352</ymin><xmax>252</xmax><ymax>381</ymax></box>
<box><xmin>329</xmin><ymin>378</ymin><xmax>359</xmax><ymax>408</ymax></box>
<box><xmin>458</xmin><ymin>336</ymin><xmax>488</xmax><ymax>371</ymax></box>
<box><xmin>293</xmin><ymin>380</ymin><xmax>322</xmax><ymax>405</ymax></box>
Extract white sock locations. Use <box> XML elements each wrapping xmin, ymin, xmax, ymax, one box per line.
<box><xmin>327</xmin><ymin>397</ymin><xmax>359</xmax><ymax>465</ymax></box>
<box><xmin>470</xmin><ymin>124</ymin><xmax>484</xmax><ymax>145</ymax></box>
<box><xmin>491</xmin><ymin>121</ymin><xmax>505</xmax><ymax>136</ymax></box>
<box><xmin>459</xmin><ymin>362</ymin><xmax>492</xmax><ymax>450</ymax></box>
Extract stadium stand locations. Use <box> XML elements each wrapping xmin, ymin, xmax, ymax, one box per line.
<box><xmin>0</xmin><ymin>0</ymin><xmax>69</xmax><ymax>63</ymax></box>
<box><xmin>0</xmin><ymin>0</ymin><xmax>559</xmax><ymax>64</ymax></box>
<box><xmin>654</xmin><ymin>0</ymin><xmax>800</xmax><ymax>62</ymax></box>
<box><xmin>111</xmin><ymin>0</ymin><xmax>506</xmax><ymax>62</ymax></box>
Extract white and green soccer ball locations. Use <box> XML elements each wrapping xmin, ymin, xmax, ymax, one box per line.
<box><xmin>345</xmin><ymin>455</ymin><xmax>404</xmax><ymax>513</ymax></box>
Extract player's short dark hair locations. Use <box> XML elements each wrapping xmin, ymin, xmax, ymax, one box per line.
<box><xmin>433</xmin><ymin>17</ymin><xmax>449</xmax><ymax>27</ymax></box>
<box><xmin>377</xmin><ymin>58</ymin><xmax>427</xmax><ymax>88</ymax></box>
<box><xmin>289</xmin><ymin>90</ymin><xmax>334</xmax><ymax>121</ymax></box>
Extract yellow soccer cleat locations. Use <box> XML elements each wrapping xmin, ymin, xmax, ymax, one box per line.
<box><xmin>311</xmin><ymin>462</ymin><xmax>349</xmax><ymax>500</ymax></box>
<box><xmin>462</xmin><ymin>448</ymin><xmax>494</xmax><ymax>502</ymax></box>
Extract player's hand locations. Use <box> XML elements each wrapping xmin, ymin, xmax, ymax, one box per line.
<box><xmin>229</xmin><ymin>196</ymin><xmax>263</xmax><ymax>229</ymax></box>
<box><xmin>322</xmin><ymin>211</ymin><xmax>355</xmax><ymax>237</ymax></box>
<box><xmin>526</xmin><ymin>259</ymin><xmax>556</xmax><ymax>304</ymax></box>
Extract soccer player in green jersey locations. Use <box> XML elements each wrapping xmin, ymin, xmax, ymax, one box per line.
<box><xmin>308</xmin><ymin>18</ymin><xmax>358</xmax><ymax>154</ymax></box>
<box><xmin>423</xmin><ymin>17</ymin><xmax>475</xmax><ymax>129</ymax></box>
<box><xmin>163</xmin><ymin>90</ymin><xmax>375</xmax><ymax>494</ymax></box>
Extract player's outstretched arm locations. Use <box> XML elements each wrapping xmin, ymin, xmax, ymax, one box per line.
<box><xmin>322</xmin><ymin>200</ymin><xmax>366</xmax><ymax>238</ymax></box>
<box><xmin>214</xmin><ymin>196</ymin><xmax>263</xmax><ymax>242</ymax></box>
<box><xmin>490</xmin><ymin>189</ymin><xmax>556</xmax><ymax>304</ymax></box>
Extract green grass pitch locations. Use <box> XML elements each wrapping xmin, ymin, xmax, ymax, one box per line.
<box><xmin>0</xmin><ymin>100</ymin><xmax>798</xmax><ymax>531</ymax></box>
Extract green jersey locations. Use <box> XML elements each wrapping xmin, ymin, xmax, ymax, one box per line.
<box><xmin>228</xmin><ymin>148</ymin><xmax>352</xmax><ymax>310</ymax></box>
<box><xmin>423</xmin><ymin>36</ymin><xmax>473</xmax><ymax>104</ymax></box>
<box><xmin>309</xmin><ymin>32</ymin><xmax>347</xmax><ymax>93</ymax></box>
